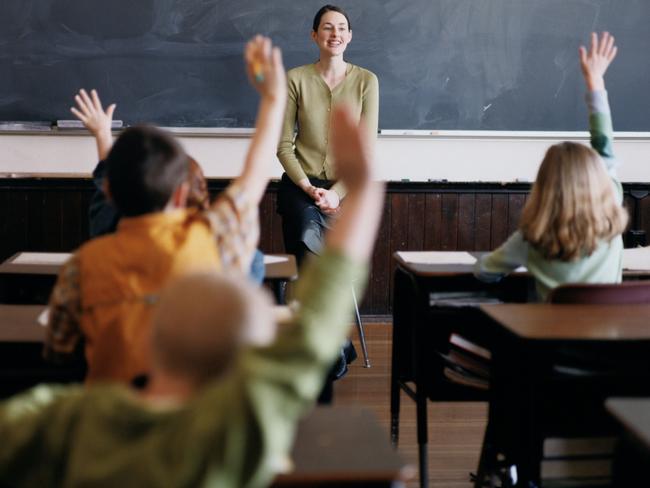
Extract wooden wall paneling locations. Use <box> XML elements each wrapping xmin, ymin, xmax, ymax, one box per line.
<box><xmin>2</xmin><ymin>189</ymin><xmax>29</xmax><ymax>260</ymax></box>
<box><xmin>457</xmin><ymin>193</ymin><xmax>476</xmax><ymax>250</ymax></box>
<box><xmin>507</xmin><ymin>193</ymin><xmax>526</xmax><ymax>235</ymax></box>
<box><xmin>474</xmin><ymin>194</ymin><xmax>492</xmax><ymax>251</ymax></box>
<box><xmin>367</xmin><ymin>196</ymin><xmax>392</xmax><ymax>314</ymax></box>
<box><xmin>407</xmin><ymin>193</ymin><xmax>426</xmax><ymax>250</ymax></box>
<box><xmin>258</xmin><ymin>193</ymin><xmax>275</xmax><ymax>253</ymax></box>
<box><xmin>440</xmin><ymin>193</ymin><xmax>459</xmax><ymax>250</ymax></box>
<box><xmin>42</xmin><ymin>190</ymin><xmax>63</xmax><ymax>251</ymax></box>
<box><xmin>424</xmin><ymin>193</ymin><xmax>442</xmax><ymax>250</ymax></box>
<box><xmin>26</xmin><ymin>188</ymin><xmax>46</xmax><ymax>252</ymax></box>
<box><xmin>388</xmin><ymin>193</ymin><xmax>409</xmax><ymax>312</ymax></box>
<box><xmin>490</xmin><ymin>194</ymin><xmax>509</xmax><ymax>249</ymax></box>
<box><xmin>269</xmin><ymin>193</ymin><xmax>285</xmax><ymax>254</ymax></box>
<box><xmin>60</xmin><ymin>191</ymin><xmax>80</xmax><ymax>252</ymax></box>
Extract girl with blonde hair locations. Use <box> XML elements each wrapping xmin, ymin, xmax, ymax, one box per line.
<box><xmin>475</xmin><ymin>32</ymin><xmax>628</xmax><ymax>301</ymax></box>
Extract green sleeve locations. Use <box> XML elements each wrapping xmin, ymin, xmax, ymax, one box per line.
<box><xmin>474</xmin><ymin>231</ymin><xmax>529</xmax><ymax>282</ymax></box>
<box><xmin>586</xmin><ymin>90</ymin><xmax>623</xmax><ymax>202</ymax></box>
<box><xmin>235</xmin><ymin>250</ymin><xmax>367</xmax><ymax>485</ymax></box>
<box><xmin>277</xmin><ymin>74</ymin><xmax>308</xmax><ymax>185</ymax></box>
<box><xmin>0</xmin><ymin>385</ymin><xmax>81</xmax><ymax>485</ymax></box>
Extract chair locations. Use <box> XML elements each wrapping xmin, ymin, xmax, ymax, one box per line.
<box><xmin>351</xmin><ymin>286</ymin><xmax>371</xmax><ymax>368</ymax></box>
<box><xmin>548</xmin><ymin>280</ymin><xmax>650</xmax><ymax>304</ymax></box>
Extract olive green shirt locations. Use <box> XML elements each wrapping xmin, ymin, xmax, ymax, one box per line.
<box><xmin>277</xmin><ymin>63</ymin><xmax>379</xmax><ymax>198</ymax></box>
<box><xmin>0</xmin><ymin>250</ymin><xmax>367</xmax><ymax>488</ymax></box>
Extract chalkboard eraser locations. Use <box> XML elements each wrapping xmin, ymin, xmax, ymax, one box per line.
<box><xmin>56</xmin><ymin>120</ymin><xmax>123</xmax><ymax>129</ymax></box>
<box><xmin>0</xmin><ymin>121</ymin><xmax>52</xmax><ymax>131</ymax></box>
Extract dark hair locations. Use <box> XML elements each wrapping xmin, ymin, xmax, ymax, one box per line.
<box><xmin>312</xmin><ymin>4</ymin><xmax>351</xmax><ymax>32</ymax></box>
<box><xmin>106</xmin><ymin>125</ymin><xmax>188</xmax><ymax>217</ymax></box>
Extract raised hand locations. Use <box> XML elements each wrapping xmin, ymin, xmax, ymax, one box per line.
<box><xmin>330</xmin><ymin>105</ymin><xmax>375</xmax><ymax>189</ymax></box>
<box><xmin>244</xmin><ymin>35</ymin><xmax>286</xmax><ymax>102</ymax></box>
<box><xmin>579</xmin><ymin>32</ymin><xmax>617</xmax><ymax>91</ymax></box>
<box><xmin>70</xmin><ymin>89</ymin><xmax>116</xmax><ymax>160</ymax></box>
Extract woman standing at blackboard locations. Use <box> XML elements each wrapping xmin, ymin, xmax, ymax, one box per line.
<box><xmin>276</xmin><ymin>4</ymin><xmax>378</xmax><ymax>403</ymax></box>
<box><xmin>277</xmin><ymin>4</ymin><xmax>379</xmax><ymax>266</ymax></box>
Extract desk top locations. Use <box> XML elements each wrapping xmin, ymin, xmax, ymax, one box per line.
<box><xmin>606</xmin><ymin>398</ymin><xmax>650</xmax><ymax>450</ymax></box>
<box><xmin>263</xmin><ymin>254</ymin><xmax>298</xmax><ymax>281</ymax></box>
<box><xmin>394</xmin><ymin>249</ymin><xmax>650</xmax><ymax>278</ymax></box>
<box><xmin>1</xmin><ymin>252</ymin><xmax>299</xmax><ymax>281</ymax></box>
<box><xmin>481</xmin><ymin>304</ymin><xmax>650</xmax><ymax>341</ymax></box>
<box><xmin>274</xmin><ymin>406</ymin><xmax>412</xmax><ymax>485</ymax></box>
<box><xmin>0</xmin><ymin>304</ymin><xmax>46</xmax><ymax>342</ymax></box>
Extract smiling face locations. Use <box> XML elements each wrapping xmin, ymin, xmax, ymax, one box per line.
<box><xmin>311</xmin><ymin>10</ymin><xmax>352</xmax><ymax>58</ymax></box>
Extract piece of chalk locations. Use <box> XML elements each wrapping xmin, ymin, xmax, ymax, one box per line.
<box><xmin>252</xmin><ymin>61</ymin><xmax>264</xmax><ymax>83</ymax></box>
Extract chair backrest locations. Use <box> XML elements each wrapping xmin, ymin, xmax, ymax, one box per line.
<box><xmin>548</xmin><ymin>281</ymin><xmax>650</xmax><ymax>304</ymax></box>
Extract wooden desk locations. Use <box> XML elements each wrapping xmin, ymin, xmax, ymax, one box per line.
<box><xmin>0</xmin><ymin>304</ymin><xmax>85</xmax><ymax>397</ymax></box>
<box><xmin>391</xmin><ymin>252</ymin><xmax>529</xmax><ymax>488</ymax></box>
<box><xmin>263</xmin><ymin>254</ymin><xmax>298</xmax><ymax>304</ymax></box>
<box><xmin>0</xmin><ymin>304</ymin><xmax>46</xmax><ymax>342</ymax></box>
<box><xmin>0</xmin><ymin>252</ymin><xmax>298</xmax><ymax>304</ymax></box>
<box><xmin>274</xmin><ymin>406</ymin><xmax>412</xmax><ymax>487</ymax></box>
<box><xmin>479</xmin><ymin>304</ymin><xmax>650</xmax><ymax>487</ymax></box>
<box><xmin>391</xmin><ymin>250</ymin><xmax>650</xmax><ymax>488</ymax></box>
<box><xmin>481</xmin><ymin>303</ymin><xmax>650</xmax><ymax>341</ymax></box>
<box><xmin>606</xmin><ymin>398</ymin><xmax>650</xmax><ymax>487</ymax></box>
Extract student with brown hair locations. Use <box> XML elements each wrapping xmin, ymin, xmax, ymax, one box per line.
<box><xmin>45</xmin><ymin>35</ymin><xmax>285</xmax><ymax>383</ymax></box>
<box><xmin>0</xmin><ymin>103</ymin><xmax>384</xmax><ymax>488</ymax></box>
<box><xmin>475</xmin><ymin>32</ymin><xmax>628</xmax><ymax>301</ymax></box>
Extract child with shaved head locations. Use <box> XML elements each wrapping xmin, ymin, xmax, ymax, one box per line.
<box><xmin>0</xmin><ymin>97</ymin><xmax>384</xmax><ymax>487</ymax></box>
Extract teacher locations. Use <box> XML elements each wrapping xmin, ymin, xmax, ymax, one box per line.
<box><xmin>277</xmin><ymin>4</ymin><xmax>379</xmax><ymax>266</ymax></box>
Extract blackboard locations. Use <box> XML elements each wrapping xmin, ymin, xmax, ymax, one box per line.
<box><xmin>1</xmin><ymin>0</ymin><xmax>649</xmax><ymax>130</ymax></box>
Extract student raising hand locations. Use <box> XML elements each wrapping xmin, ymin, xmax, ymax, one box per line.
<box><xmin>70</xmin><ymin>89</ymin><xmax>116</xmax><ymax>161</ymax></box>
<box><xmin>327</xmin><ymin>105</ymin><xmax>383</xmax><ymax>262</ymax></box>
<box><xmin>579</xmin><ymin>31</ymin><xmax>617</xmax><ymax>91</ymax></box>
<box><xmin>244</xmin><ymin>35</ymin><xmax>286</xmax><ymax>103</ymax></box>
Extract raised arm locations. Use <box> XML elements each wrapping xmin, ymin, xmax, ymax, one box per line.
<box><xmin>70</xmin><ymin>89</ymin><xmax>120</xmax><ymax>236</ymax></box>
<box><xmin>71</xmin><ymin>89</ymin><xmax>116</xmax><ymax>161</ymax></box>
<box><xmin>579</xmin><ymin>32</ymin><xmax>618</xmax><ymax>177</ymax></box>
<box><xmin>223</xmin><ymin>36</ymin><xmax>287</xmax><ymax>205</ymax></box>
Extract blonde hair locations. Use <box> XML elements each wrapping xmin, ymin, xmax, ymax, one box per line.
<box><xmin>520</xmin><ymin>142</ymin><xmax>628</xmax><ymax>261</ymax></box>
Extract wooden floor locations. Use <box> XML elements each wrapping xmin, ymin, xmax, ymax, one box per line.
<box><xmin>334</xmin><ymin>320</ymin><xmax>487</xmax><ymax>488</ymax></box>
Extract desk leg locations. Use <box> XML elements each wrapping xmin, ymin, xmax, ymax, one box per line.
<box><xmin>416</xmin><ymin>389</ymin><xmax>429</xmax><ymax>488</ymax></box>
<box><xmin>272</xmin><ymin>281</ymin><xmax>287</xmax><ymax>305</ymax></box>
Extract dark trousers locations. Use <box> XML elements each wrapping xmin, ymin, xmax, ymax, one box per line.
<box><xmin>277</xmin><ymin>173</ymin><xmax>332</xmax><ymax>267</ymax></box>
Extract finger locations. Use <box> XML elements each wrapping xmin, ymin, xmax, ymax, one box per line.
<box><xmin>578</xmin><ymin>46</ymin><xmax>587</xmax><ymax>66</ymax></box>
<box><xmin>605</xmin><ymin>33</ymin><xmax>616</xmax><ymax>59</ymax></box>
<box><xmin>70</xmin><ymin>107</ymin><xmax>87</xmax><ymax>123</ymax></box>
<box><xmin>262</xmin><ymin>37</ymin><xmax>271</xmax><ymax>63</ymax></box>
<box><xmin>90</xmin><ymin>89</ymin><xmax>103</xmax><ymax>111</ymax></box>
<box><xmin>590</xmin><ymin>31</ymin><xmax>598</xmax><ymax>57</ymax></box>
<box><xmin>79</xmin><ymin>89</ymin><xmax>94</xmax><ymax>113</ymax></box>
<box><xmin>106</xmin><ymin>103</ymin><xmax>116</xmax><ymax>119</ymax></box>
<box><xmin>74</xmin><ymin>94</ymin><xmax>91</xmax><ymax>115</ymax></box>
<box><xmin>609</xmin><ymin>45</ymin><xmax>618</xmax><ymax>63</ymax></box>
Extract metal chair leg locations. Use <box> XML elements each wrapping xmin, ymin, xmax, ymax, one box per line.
<box><xmin>351</xmin><ymin>285</ymin><xmax>371</xmax><ymax>368</ymax></box>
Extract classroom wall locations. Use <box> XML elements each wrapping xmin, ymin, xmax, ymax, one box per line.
<box><xmin>1</xmin><ymin>133</ymin><xmax>650</xmax><ymax>182</ymax></box>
